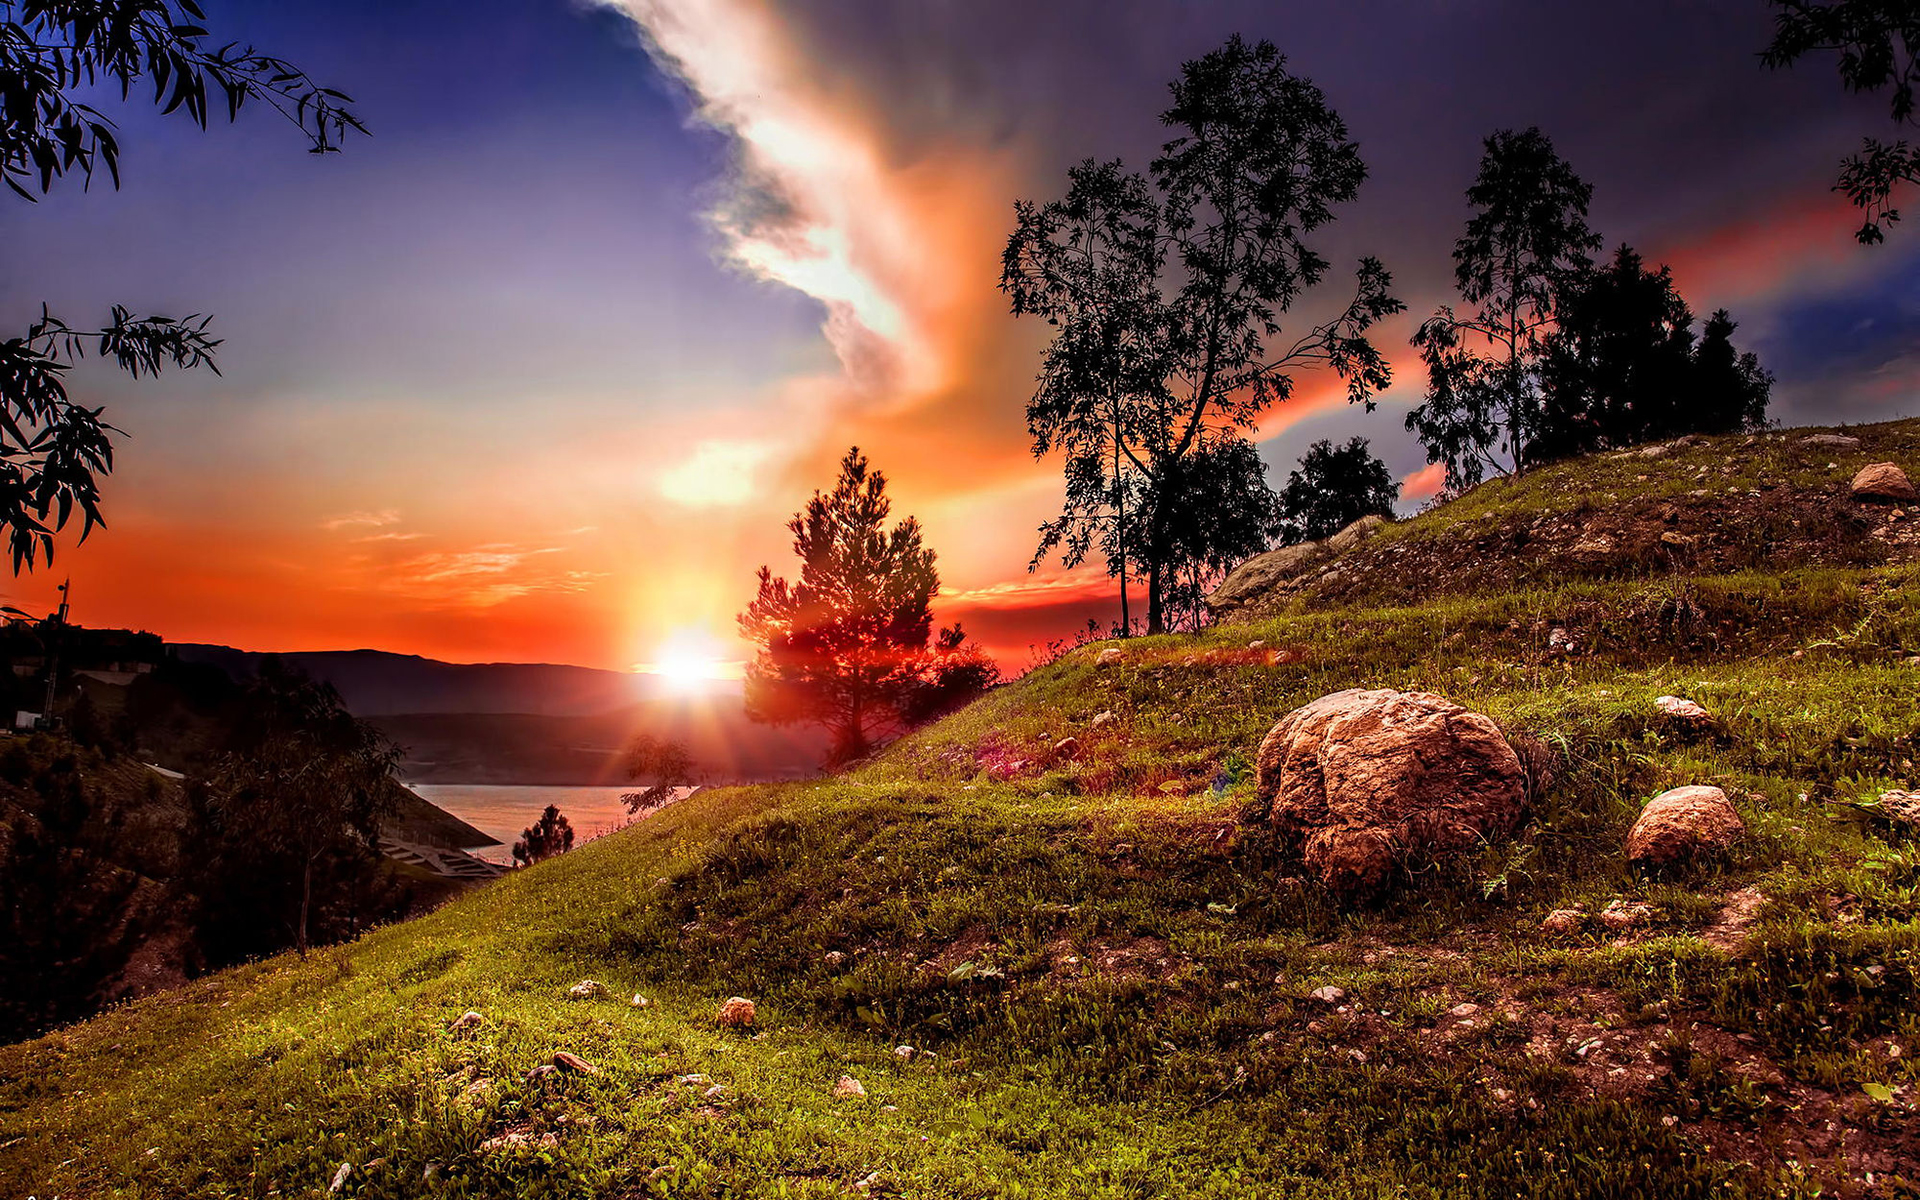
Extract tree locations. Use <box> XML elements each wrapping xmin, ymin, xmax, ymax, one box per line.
<box><xmin>1763</xmin><ymin>0</ymin><xmax>1920</xmax><ymax>242</ymax></box>
<box><xmin>621</xmin><ymin>733</ymin><xmax>698</xmax><ymax>814</ymax></box>
<box><xmin>1277</xmin><ymin>437</ymin><xmax>1400</xmax><ymax>545</ymax></box>
<box><xmin>1407</xmin><ymin>127</ymin><xmax>1601</xmax><ymax>490</ymax></box>
<box><xmin>901</xmin><ymin>623</ymin><xmax>1002</xmax><ymax>726</ymax></box>
<box><xmin>1530</xmin><ymin>246</ymin><xmax>1773</xmax><ymax>460</ymax></box>
<box><xmin>738</xmin><ymin>447</ymin><xmax>988</xmax><ymax>766</ymax></box>
<box><xmin>1004</xmin><ymin>35</ymin><xmax>1402</xmax><ymax>634</ymax></box>
<box><xmin>2</xmin><ymin>0</ymin><xmax>364</xmax><ymax>571</ymax></box>
<box><xmin>1155</xmin><ymin>433</ymin><xmax>1285</xmax><ymax>628</ymax></box>
<box><xmin>1533</xmin><ymin>245</ymin><xmax>1700</xmax><ymax>460</ymax></box>
<box><xmin>190</xmin><ymin>660</ymin><xmax>397</xmax><ymax>956</ymax></box>
<box><xmin>1692</xmin><ymin>310</ymin><xmax>1774</xmax><ymax>434</ymax></box>
<box><xmin>513</xmin><ymin>805</ymin><xmax>574</xmax><ymax>866</ymax></box>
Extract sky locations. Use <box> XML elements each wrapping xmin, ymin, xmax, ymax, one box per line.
<box><xmin>3</xmin><ymin>0</ymin><xmax>1918</xmax><ymax>674</ymax></box>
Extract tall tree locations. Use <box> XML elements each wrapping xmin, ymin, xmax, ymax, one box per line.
<box><xmin>1763</xmin><ymin>0</ymin><xmax>1920</xmax><ymax>242</ymax></box>
<box><xmin>1</xmin><ymin>0</ymin><xmax>364</xmax><ymax>570</ymax></box>
<box><xmin>1533</xmin><ymin>245</ymin><xmax>1700</xmax><ymax>460</ymax></box>
<box><xmin>1407</xmin><ymin>127</ymin><xmax>1601</xmax><ymax>490</ymax></box>
<box><xmin>189</xmin><ymin>661</ymin><xmax>397</xmax><ymax>957</ymax></box>
<box><xmin>1532</xmin><ymin>246</ymin><xmax>1773</xmax><ymax>460</ymax></box>
<box><xmin>739</xmin><ymin>448</ymin><xmax>984</xmax><ymax>766</ymax></box>
<box><xmin>1691</xmin><ymin>309</ymin><xmax>1774</xmax><ymax>434</ymax></box>
<box><xmin>1277</xmin><ymin>436</ymin><xmax>1400</xmax><ymax>545</ymax></box>
<box><xmin>1005</xmin><ymin>35</ymin><xmax>1402</xmax><ymax>634</ymax></box>
<box><xmin>621</xmin><ymin>733</ymin><xmax>698</xmax><ymax>814</ymax></box>
<box><xmin>1154</xmin><ymin>433</ymin><xmax>1285</xmax><ymax>629</ymax></box>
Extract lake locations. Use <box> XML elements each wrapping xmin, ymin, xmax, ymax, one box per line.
<box><xmin>410</xmin><ymin>783</ymin><xmax>690</xmax><ymax>864</ymax></box>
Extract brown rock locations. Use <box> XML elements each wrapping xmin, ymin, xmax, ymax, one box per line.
<box><xmin>1252</xmin><ymin>689</ymin><xmax>1528</xmax><ymax>896</ymax></box>
<box><xmin>716</xmin><ymin>996</ymin><xmax>756</xmax><ymax>1028</ymax></box>
<box><xmin>1599</xmin><ymin>898</ymin><xmax>1654</xmax><ymax>931</ymax></box>
<box><xmin>1626</xmin><ymin>786</ymin><xmax>1746</xmax><ymax>868</ymax></box>
<box><xmin>566</xmin><ymin>979</ymin><xmax>606</xmax><ymax>1000</ymax></box>
<box><xmin>1051</xmin><ymin>736</ymin><xmax>1081</xmax><ymax>759</ymax></box>
<box><xmin>1540</xmin><ymin>907</ymin><xmax>1587</xmax><ymax>936</ymax></box>
<box><xmin>1878</xmin><ymin>790</ymin><xmax>1920</xmax><ymax>827</ymax></box>
<box><xmin>448</xmin><ymin>1011</ymin><xmax>484</xmax><ymax>1033</ymax></box>
<box><xmin>1207</xmin><ymin>543</ymin><xmax>1322</xmax><ymax>614</ymax></box>
<box><xmin>552</xmin><ymin>1051</ymin><xmax>600</xmax><ymax>1076</ymax></box>
<box><xmin>1851</xmin><ymin>462</ymin><xmax>1918</xmax><ymax>503</ymax></box>
<box><xmin>833</xmin><ymin>1074</ymin><xmax>867</xmax><ymax>1099</ymax></box>
<box><xmin>1654</xmin><ymin>695</ymin><xmax>1712</xmax><ymax>725</ymax></box>
<box><xmin>1095</xmin><ymin>648</ymin><xmax>1125</xmax><ymax>667</ymax></box>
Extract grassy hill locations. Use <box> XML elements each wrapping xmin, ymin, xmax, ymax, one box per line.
<box><xmin>3</xmin><ymin>422</ymin><xmax>1918</xmax><ymax>1198</ymax></box>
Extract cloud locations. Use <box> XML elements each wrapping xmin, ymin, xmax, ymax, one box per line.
<box><xmin>1400</xmin><ymin>461</ymin><xmax>1446</xmax><ymax>502</ymax></box>
<box><xmin>657</xmin><ymin>440</ymin><xmax>774</xmax><ymax>507</ymax></box>
<box><xmin>321</xmin><ymin>509</ymin><xmax>402</xmax><ymax>531</ymax></box>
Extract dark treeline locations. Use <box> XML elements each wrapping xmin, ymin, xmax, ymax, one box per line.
<box><xmin>0</xmin><ymin>651</ymin><xmax>425</xmax><ymax>1043</ymax></box>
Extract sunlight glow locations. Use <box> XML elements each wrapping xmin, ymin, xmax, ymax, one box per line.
<box><xmin>631</xmin><ymin>627</ymin><xmax>745</xmax><ymax>693</ymax></box>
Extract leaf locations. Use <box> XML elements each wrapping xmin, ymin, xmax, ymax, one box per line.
<box><xmin>1862</xmin><ymin>1082</ymin><xmax>1894</xmax><ymax>1103</ymax></box>
<box><xmin>1206</xmin><ymin>902</ymin><xmax>1237</xmax><ymax>916</ymax></box>
<box><xmin>946</xmin><ymin>960</ymin><xmax>976</xmax><ymax>983</ymax></box>
<box><xmin>965</xmin><ymin>1107</ymin><xmax>989</xmax><ymax>1131</ymax></box>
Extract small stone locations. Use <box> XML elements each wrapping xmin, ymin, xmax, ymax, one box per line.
<box><xmin>329</xmin><ymin>1162</ymin><xmax>352</xmax><ymax>1194</ymax></box>
<box><xmin>834</xmin><ymin>1075</ymin><xmax>868</xmax><ymax>1099</ymax></box>
<box><xmin>1052</xmin><ymin>736</ymin><xmax>1081</xmax><ymax>759</ymax></box>
<box><xmin>1600</xmin><ymin>898</ymin><xmax>1654</xmax><ymax>931</ymax></box>
<box><xmin>1540</xmin><ymin>907</ymin><xmax>1587</xmax><ymax>936</ymax></box>
<box><xmin>1348</xmin><ymin>1048</ymin><xmax>1368</xmax><ymax>1063</ymax></box>
<box><xmin>895</xmin><ymin>1045</ymin><xmax>916</xmax><ymax>1061</ymax></box>
<box><xmin>1449</xmin><ymin>1003</ymin><xmax>1481</xmax><ymax>1018</ymax></box>
<box><xmin>525</xmin><ymin>1064</ymin><xmax>558</xmax><ymax>1083</ymax></box>
<box><xmin>1248</xmin><ymin>640</ymin><xmax>1268</xmax><ymax>651</ymax></box>
<box><xmin>449</xmin><ymin>1010</ymin><xmax>484</xmax><ymax>1033</ymax></box>
<box><xmin>1655</xmin><ymin>695</ymin><xmax>1711</xmax><ymax>724</ymax></box>
<box><xmin>1801</xmin><ymin>432</ymin><xmax>1861</xmax><ymax>448</ymax></box>
<box><xmin>1547</xmin><ymin>627</ymin><xmax>1575</xmax><ymax>654</ymax></box>
<box><xmin>1492</xmin><ymin>1088</ymin><xmax>1514</xmax><ymax>1103</ymax></box>
<box><xmin>552</xmin><ymin>1051</ymin><xmax>599</xmax><ymax>1076</ymax></box>
<box><xmin>1090</xmin><ymin>710</ymin><xmax>1119</xmax><ymax>730</ymax></box>
<box><xmin>823</xmin><ymin>950</ymin><xmax>848</xmax><ymax>968</ymax></box>
<box><xmin>630</xmin><ymin>994</ymin><xmax>650</xmax><ymax>1008</ymax></box>
<box><xmin>716</xmin><ymin>996</ymin><xmax>756</xmax><ymax>1028</ymax></box>
<box><xmin>1095</xmin><ymin>648</ymin><xmax>1125</xmax><ymax>667</ymax></box>
<box><xmin>1309</xmin><ymin>985</ymin><xmax>1347</xmax><ymax>1004</ymax></box>
<box><xmin>703</xmin><ymin>1084</ymin><xmax>726</xmax><ymax>1100</ymax></box>
<box><xmin>566</xmin><ymin>979</ymin><xmax>606</xmax><ymax>1000</ymax></box>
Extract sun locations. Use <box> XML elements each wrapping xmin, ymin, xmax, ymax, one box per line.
<box><xmin>633</xmin><ymin>628</ymin><xmax>743</xmax><ymax>694</ymax></box>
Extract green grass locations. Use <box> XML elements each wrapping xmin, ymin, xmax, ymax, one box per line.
<box><xmin>5</xmin><ymin>429</ymin><xmax>1920</xmax><ymax>1198</ymax></box>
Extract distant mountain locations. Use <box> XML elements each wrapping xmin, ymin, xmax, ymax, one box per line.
<box><xmin>170</xmin><ymin>645</ymin><xmax>692</xmax><ymax>716</ymax></box>
<box><xmin>169</xmin><ymin>643</ymin><xmax>824</xmax><ymax>784</ymax></box>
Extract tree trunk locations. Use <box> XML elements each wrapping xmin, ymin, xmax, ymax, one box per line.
<box><xmin>1113</xmin><ymin>414</ymin><xmax>1129</xmax><ymax>637</ymax></box>
<box><xmin>1146</xmin><ymin>559</ymin><xmax>1164</xmax><ymax>635</ymax></box>
<box><xmin>296</xmin><ymin>854</ymin><xmax>313</xmax><ymax>958</ymax></box>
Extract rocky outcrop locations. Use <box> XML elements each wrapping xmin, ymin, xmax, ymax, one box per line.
<box><xmin>1626</xmin><ymin>786</ymin><xmax>1745</xmax><ymax>868</ymax></box>
<box><xmin>1850</xmin><ymin>462</ymin><xmax>1917</xmax><ymax>503</ymax></box>
<box><xmin>1252</xmin><ymin>689</ymin><xmax>1528</xmax><ymax>896</ymax></box>
<box><xmin>1207</xmin><ymin>516</ymin><xmax>1388</xmax><ymax>616</ymax></box>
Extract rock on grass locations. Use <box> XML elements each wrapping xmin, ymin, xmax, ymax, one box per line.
<box><xmin>1627</xmin><ymin>786</ymin><xmax>1746</xmax><ymax>869</ymax></box>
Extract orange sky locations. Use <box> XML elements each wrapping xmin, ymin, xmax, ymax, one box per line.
<box><xmin>5</xmin><ymin>0</ymin><xmax>1915</xmax><ymax>673</ymax></box>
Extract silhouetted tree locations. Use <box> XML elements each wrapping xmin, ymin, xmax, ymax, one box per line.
<box><xmin>1692</xmin><ymin>310</ymin><xmax>1775</xmax><ymax>434</ymax></box>
<box><xmin>1005</xmin><ymin>35</ymin><xmax>1402</xmax><ymax>634</ymax></box>
<box><xmin>513</xmin><ymin>805</ymin><xmax>574</xmax><ymax>865</ymax></box>
<box><xmin>1533</xmin><ymin>246</ymin><xmax>1700</xmax><ymax>460</ymax></box>
<box><xmin>189</xmin><ymin>661</ymin><xmax>397</xmax><ymax>956</ymax></box>
<box><xmin>1764</xmin><ymin>1</ymin><xmax>1920</xmax><ymax>242</ymax></box>
<box><xmin>622</xmin><ymin>734</ymin><xmax>698</xmax><ymax>814</ymax></box>
<box><xmin>1531</xmin><ymin>246</ymin><xmax>1773</xmax><ymax>460</ymax></box>
<box><xmin>1</xmin><ymin>0</ymin><xmax>363</xmax><ymax>571</ymax></box>
<box><xmin>1156</xmin><ymin>434</ymin><xmax>1286</xmax><ymax>628</ymax></box>
<box><xmin>901</xmin><ymin>624</ymin><xmax>1002</xmax><ymax>725</ymax></box>
<box><xmin>1408</xmin><ymin>128</ymin><xmax>1601</xmax><ymax>490</ymax></box>
<box><xmin>1277</xmin><ymin>437</ymin><xmax>1400</xmax><ymax>545</ymax></box>
<box><xmin>739</xmin><ymin>448</ymin><xmax>988</xmax><ymax>765</ymax></box>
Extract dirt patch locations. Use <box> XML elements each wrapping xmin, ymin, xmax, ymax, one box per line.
<box><xmin>1701</xmin><ymin>887</ymin><xmax>1768</xmax><ymax>952</ymax></box>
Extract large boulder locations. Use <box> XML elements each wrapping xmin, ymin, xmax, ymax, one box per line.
<box><xmin>1207</xmin><ymin>516</ymin><xmax>1388</xmax><ymax>616</ymax></box>
<box><xmin>1626</xmin><ymin>786</ymin><xmax>1745</xmax><ymax>869</ymax></box>
<box><xmin>1252</xmin><ymin>689</ymin><xmax>1528</xmax><ymax>895</ymax></box>
<box><xmin>1850</xmin><ymin>462</ymin><xmax>1917</xmax><ymax>503</ymax></box>
<box><xmin>1206</xmin><ymin>543</ymin><xmax>1321</xmax><ymax>615</ymax></box>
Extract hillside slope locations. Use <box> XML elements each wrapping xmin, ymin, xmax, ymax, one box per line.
<box><xmin>3</xmin><ymin>422</ymin><xmax>1918</xmax><ymax>1199</ymax></box>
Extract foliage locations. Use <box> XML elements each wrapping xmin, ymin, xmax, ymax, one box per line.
<box><xmin>740</xmin><ymin>448</ymin><xmax>989</xmax><ymax>765</ymax></box>
<box><xmin>1763</xmin><ymin>0</ymin><xmax>1920</xmax><ymax>242</ymax></box>
<box><xmin>1277</xmin><ymin>436</ymin><xmax>1399</xmax><ymax>545</ymax></box>
<box><xmin>1531</xmin><ymin>246</ymin><xmax>1771</xmax><ymax>461</ymax></box>
<box><xmin>0</xmin><ymin>0</ymin><xmax>362</xmax><ymax>573</ymax></box>
<box><xmin>1004</xmin><ymin>35</ymin><xmax>1402</xmax><ymax>634</ymax></box>
<box><xmin>1151</xmin><ymin>432</ymin><xmax>1286</xmax><ymax>629</ymax></box>
<box><xmin>901</xmin><ymin>622</ymin><xmax>1003</xmax><ymax>726</ymax></box>
<box><xmin>186</xmin><ymin>659</ymin><xmax>399</xmax><ymax>956</ymax></box>
<box><xmin>621</xmin><ymin>733</ymin><xmax>698</xmax><ymax>814</ymax></box>
<box><xmin>1408</xmin><ymin>127</ymin><xmax>1601</xmax><ymax>489</ymax></box>
<box><xmin>512</xmin><ymin>804</ymin><xmax>574</xmax><ymax>866</ymax></box>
